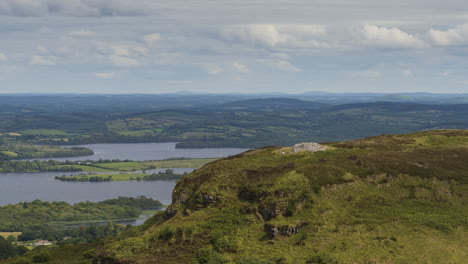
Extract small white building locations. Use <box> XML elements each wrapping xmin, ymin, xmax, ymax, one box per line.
<box><xmin>34</xmin><ymin>240</ymin><xmax>52</xmax><ymax>246</ymax></box>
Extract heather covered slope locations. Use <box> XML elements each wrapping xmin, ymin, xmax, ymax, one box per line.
<box><xmin>91</xmin><ymin>129</ymin><xmax>467</xmax><ymax>264</ymax></box>
<box><xmin>4</xmin><ymin>130</ymin><xmax>467</xmax><ymax>264</ymax></box>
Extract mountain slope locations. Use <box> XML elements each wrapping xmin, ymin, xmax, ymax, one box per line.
<box><xmin>88</xmin><ymin>129</ymin><xmax>468</xmax><ymax>264</ymax></box>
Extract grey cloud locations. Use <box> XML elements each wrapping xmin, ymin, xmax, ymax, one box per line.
<box><xmin>0</xmin><ymin>0</ymin><xmax>153</xmax><ymax>17</ymax></box>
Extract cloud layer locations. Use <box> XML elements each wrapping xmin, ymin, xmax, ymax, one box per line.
<box><xmin>0</xmin><ymin>0</ymin><xmax>152</xmax><ymax>17</ymax></box>
<box><xmin>0</xmin><ymin>0</ymin><xmax>468</xmax><ymax>93</ymax></box>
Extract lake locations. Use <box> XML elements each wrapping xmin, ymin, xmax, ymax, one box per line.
<box><xmin>27</xmin><ymin>142</ymin><xmax>249</xmax><ymax>162</ymax></box>
<box><xmin>1</xmin><ymin>143</ymin><xmax>249</xmax><ymax>206</ymax></box>
<box><xmin>0</xmin><ymin>169</ymin><xmax>191</xmax><ymax>206</ymax></box>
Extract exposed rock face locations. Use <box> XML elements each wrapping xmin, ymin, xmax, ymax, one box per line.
<box><xmin>165</xmin><ymin>205</ymin><xmax>177</xmax><ymax>218</ymax></box>
<box><xmin>292</xmin><ymin>142</ymin><xmax>328</xmax><ymax>153</ymax></box>
<box><xmin>265</xmin><ymin>223</ymin><xmax>309</xmax><ymax>238</ymax></box>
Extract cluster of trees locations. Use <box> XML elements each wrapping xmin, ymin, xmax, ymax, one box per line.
<box><xmin>0</xmin><ymin>196</ymin><xmax>162</xmax><ymax>232</ymax></box>
<box><xmin>0</xmin><ymin>236</ymin><xmax>28</xmax><ymax>260</ymax></box>
<box><xmin>17</xmin><ymin>222</ymin><xmax>125</xmax><ymax>244</ymax></box>
<box><xmin>56</xmin><ymin>169</ymin><xmax>186</xmax><ymax>182</ymax></box>
<box><xmin>0</xmin><ymin>144</ymin><xmax>93</xmax><ymax>161</ymax></box>
<box><xmin>55</xmin><ymin>174</ymin><xmax>113</xmax><ymax>182</ymax></box>
<box><xmin>0</xmin><ymin>160</ymin><xmax>83</xmax><ymax>173</ymax></box>
<box><xmin>101</xmin><ymin>196</ymin><xmax>163</xmax><ymax>209</ymax></box>
<box><xmin>139</xmin><ymin>169</ymin><xmax>187</xmax><ymax>181</ymax></box>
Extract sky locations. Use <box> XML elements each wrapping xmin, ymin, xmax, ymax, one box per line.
<box><xmin>1</xmin><ymin>0</ymin><xmax>468</xmax><ymax>94</ymax></box>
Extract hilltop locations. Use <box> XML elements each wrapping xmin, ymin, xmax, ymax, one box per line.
<box><xmin>3</xmin><ymin>130</ymin><xmax>467</xmax><ymax>263</ymax></box>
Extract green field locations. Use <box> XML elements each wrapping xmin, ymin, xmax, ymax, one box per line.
<box><xmin>21</xmin><ymin>129</ymin><xmax>71</xmax><ymax>136</ymax></box>
<box><xmin>0</xmin><ymin>232</ymin><xmax>21</xmax><ymax>239</ymax></box>
<box><xmin>78</xmin><ymin>158</ymin><xmax>218</xmax><ymax>172</ymax></box>
<box><xmin>0</xmin><ymin>151</ymin><xmax>18</xmax><ymax>158</ymax></box>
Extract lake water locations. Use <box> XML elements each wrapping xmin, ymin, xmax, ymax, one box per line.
<box><xmin>1</xmin><ymin>143</ymin><xmax>248</xmax><ymax>225</ymax></box>
<box><xmin>26</xmin><ymin>142</ymin><xmax>249</xmax><ymax>162</ymax></box>
<box><xmin>0</xmin><ymin>169</ymin><xmax>194</xmax><ymax>206</ymax></box>
<box><xmin>2</xmin><ymin>143</ymin><xmax>248</xmax><ymax>205</ymax></box>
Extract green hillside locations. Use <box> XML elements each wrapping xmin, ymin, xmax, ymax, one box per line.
<box><xmin>4</xmin><ymin>130</ymin><xmax>468</xmax><ymax>264</ymax></box>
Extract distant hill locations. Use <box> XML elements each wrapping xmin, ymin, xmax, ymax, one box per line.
<box><xmin>202</xmin><ymin>98</ymin><xmax>328</xmax><ymax>111</ymax></box>
<box><xmin>329</xmin><ymin>101</ymin><xmax>468</xmax><ymax>112</ymax></box>
<box><xmin>11</xmin><ymin>130</ymin><xmax>467</xmax><ymax>263</ymax></box>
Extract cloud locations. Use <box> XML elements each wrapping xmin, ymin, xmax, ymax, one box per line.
<box><xmin>440</xmin><ymin>71</ymin><xmax>450</xmax><ymax>77</ymax></box>
<box><xmin>0</xmin><ymin>0</ymin><xmax>152</xmax><ymax>17</ymax></box>
<box><xmin>220</xmin><ymin>24</ymin><xmax>328</xmax><ymax>49</ymax></box>
<box><xmin>357</xmin><ymin>25</ymin><xmax>427</xmax><ymax>49</ymax></box>
<box><xmin>351</xmin><ymin>70</ymin><xmax>382</xmax><ymax>79</ymax></box>
<box><xmin>428</xmin><ymin>23</ymin><xmax>468</xmax><ymax>46</ymax></box>
<box><xmin>95</xmin><ymin>72</ymin><xmax>116</xmax><ymax>78</ymax></box>
<box><xmin>0</xmin><ymin>53</ymin><xmax>8</xmax><ymax>61</ymax></box>
<box><xmin>30</xmin><ymin>55</ymin><xmax>55</xmax><ymax>65</ymax></box>
<box><xmin>206</xmin><ymin>64</ymin><xmax>224</xmax><ymax>75</ymax></box>
<box><xmin>110</xmin><ymin>55</ymin><xmax>139</xmax><ymax>67</ymax></box>
<box><xmin>37</xmin><ymin>27</ymin><xmax>52</xmax><ymax>33</ymax></box>
<box><xmin>142</xmin><ymin>33</ymin><xmax>161</xmax><ymax>45</ymax></box>
<box><xmin>36</xmin><ymin>45</ymin><xmax>48</xmax><ymax>54</ymax></box>
<box><xmin>272</xmin><ymin>60</ymin><xmax>301</xmax><ymax>72</ymax></box>
<box><xmin>402</xmin><ymin>69</ymin><xmax>413</xmax><ymax>76</ymax></box>
<box><xmin>232</xmin><ymin>61</ymin><xmax>249</xmax><ymax>72</ymax></box>
<box><xmin>69</xmin><ymin>29</ymin><xmax>96</xmax><ymax>37</ymax></box>
<box><xmin>0</xmin><ymin>65</ymin><xmax>19</xmax><ymax>72</ymax></box>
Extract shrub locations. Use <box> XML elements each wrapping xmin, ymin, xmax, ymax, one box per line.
<box><xmin>82</xmin><ymin>248</ymin><xmax>96</xmax><ymax>259</ymax></box>
<box><xmin>14</xmin><ymin>258</ymin><xmax>31</xmax><ymax>264</ymax></box>
<box><xmin>32</xmin><ymin>252</ymin><xmax>50</xmax><ymax>263</ymax></box>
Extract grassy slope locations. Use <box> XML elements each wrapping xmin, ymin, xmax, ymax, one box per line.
<box><xmin>6</xmin><ymin>130</ymin><xmax>468</xmax><ymax>264</ymax></box>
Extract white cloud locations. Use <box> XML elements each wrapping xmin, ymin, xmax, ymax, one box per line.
<box><xmin>440</xmin><ymin>71</ymin><xmax>450</xmax><ymax>77</ymax></box>
<box><xmin>428</xmin><ymin>23</ymin><xmax>468</xmax><ymax>46</ymax></box>
<box><xmin>358</xmin><ymin>25</ymin><xmax>427</xmax><ymax>49</ymax></box>
<box><xmin>220</xmin><ymin>24</ymin><xmax>328</xmax><ymax>49</ymax></box>
<box><xmin>0</xmin><ymin>53</ymin><xmax>8</xmax><ymax>61</ymax></box>
<box><xmin>110</xmin><ymin>45</ymin><xmax>146</xmax><ymax>57</ymax></box>
<box><xmin>37</xmin><ymin>45</ymin><xmax>48</xmax><ymax>54</ymax></box>
<box><xmin>271</xmin><ymin>53</ymin><xmax>290</xmax><ymax>60</ymax></box>
<box><xmin>272</xmin><ymin>60</ymin><xmax>301</xmax><ymax>72</ymax></box>
<box><xmin>351</xmin><ymin>70</ymin><xmax>382</xmax><ymax>79</ymax></box>
<box><xmin>110</xmin><ymin>55</ymin><xmax>139</xmax><ymax>67</ymax></box>
<box><xmin>402</xmin><ymin>69</ymin><xmax>413</xmax><ymax>76</ymax></box>
<box><xmin>95</xmin><ymin>72</ymin><xmax>116</xmax><ymax>78</ymax></box>
<box><xmin>30</xmin><ymin>55</ymin><xmax>55</xmax><ymax>65</ymax></box>
<box><xmin>206</xmin><ymin>64</ymin><xmax>224</xmax><ymax>75</ymax></box>
<box><xmin>142</xmin><ymin>33</ymin><xmax>161</xmax><ymax>45</ymax></box>
<box><xmin>36</xmin><ymin>27</ymin><xmax>52</xmax><ymax>33</ymax></box>
<box><xmin>232</xmin><ymin>61</ymin><xmax>249</xmax><ymax>72</ymax></box>
<box><xmin>69</xmin><ymin>29</ymin><xmax>96</xmax><ymax>37</ymax></box>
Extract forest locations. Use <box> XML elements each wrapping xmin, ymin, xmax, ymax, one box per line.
<box><xmin>0</xmin><ymin>196</ymin><xmax>162</xmax><ymax>232</ymax></box>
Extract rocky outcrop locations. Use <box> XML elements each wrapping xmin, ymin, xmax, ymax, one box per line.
<box><xmin>292</xmin><ymin>142</ymin><xmax>328</xmax><ymax>153</ymax></box>
<box><xmin>265</xmin><ymin>223</ymin><xmax>308</xmax><ymax>238</ymax></box>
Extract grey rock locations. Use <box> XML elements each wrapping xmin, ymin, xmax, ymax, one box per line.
<box><xmin>292</xmin><ymin>142</ymin><xmax>328</xmax><ymax>153</ymax></box>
